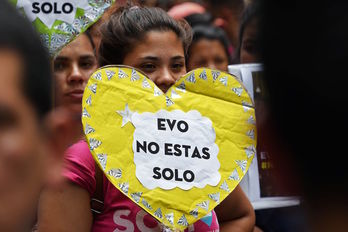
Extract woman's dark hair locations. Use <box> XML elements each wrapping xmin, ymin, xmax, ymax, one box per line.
<box><xmin>188</xmin><ymin>24</ymin><xmax>232</xmax><ymax>63</ymax></box>
<box><xmin>0</xmin><ymin>0</ymin><xmax>52</xmax><ymax>119</ymax></box>
<box><xmin>85</xmin><ymin>28</ymin><xmax>97</xmax><ymax>55</ymax></box>
<box><xmin>184</xmin><ymin>13</ymin><xmax>213</xmax><ymax>27</ymax></box>
<box><xmin>98</xmin><ymin>6</ymin><xmax>192</xmax><ymax>67</ymax></box>
<box><xmin>235</xmin><ymin>3</ymin><xmax>261</xmax><ymax>62</ymax></box>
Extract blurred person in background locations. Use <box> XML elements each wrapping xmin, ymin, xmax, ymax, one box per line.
<box><xmin>184</xmin><ymin>12</ymin><xmax>212</xmax><ymax>27</ymax></box>
<box><xmin>139</xmin><ymin>0</ymin><xmax>158</xmax><ymax>7</ymax></box>
<box><xmin>167</xmin><ymin>2</ymin><xmax>214</xmax><ymax>34</ymax></box>
<box><xmin>0</xmin><ymin>1</ymin><xmax>77</xmax><ymax>231</ymax></box>
<box><xmin>187</xmin><ymin>24</ymin><xmax>231</xmax><ymax>71</ymax></box>
<box><xmin>260</xmin><ymin>0</ymin><xmax>348</xmax><ymax>231</ymax></box>
<box><xmin>153</xmin><ymin>0</ymin><xmax>206</xmax><ymax>11</ymax></box>
<box><xmin>236</xmin><ymin>3</ymin><xmax>260</xmax><ymax>63</ymax></box>
<box><xmin>166</xmin><ymin>1</ymin><xmax>235</xmax><ymax>68</ymax></box>
<box><xmin>236</xmin><ymin>4</ymin><xmax>307</xmax><ymax>232</ymax></box>
<box><xmin>167</xmin><ymin>1</ymin><xmax>206</xmax><ymax>19</ymax></box>
<box><xmin>204</xmin><ymin>0</ymin><xmax>245</xmax><ymax>50</ymax></box>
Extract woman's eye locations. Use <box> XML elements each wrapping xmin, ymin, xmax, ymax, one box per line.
<box><xmin>172</xmin><ymin>63</ymin><xmax>184</xmax><ymax>71</ymax></box>
<box><xmin>80</xmin><ymin>59</ymin><xmax>96</xmax><ymax>69</ymax></box>
<box><xmin>214</xmin><ymin>57</ymin><xmax>226</xmax><ymax>64</ymax></box>
<box><xmin>53</xmin><ymin>61</ymin><xmax>66</xmax><ymax>72</ymax></box>
<box><xmin>80</xmin><ymin>62</ymin><xmax>93</xmax><ymax>69</ymax></box>
<box><xmin>54</xmin><ymin>63</ymin><xmax>66</xmax><ymax>72</ymax></box>
<box><xmin>0</xmin><ymin>108</ymin><xmax>17</xmax><ymax>130</ymax></box>
<box><xmin>242</xmin><ymin>41</ymin><xmax>256</xmax><ymax>54</ymax></box>
<box><xmin>140</xmin><ymin>63</ymin><xmax>156</xmax><ymax>72</ymax></box>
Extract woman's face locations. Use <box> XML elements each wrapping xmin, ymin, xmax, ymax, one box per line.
<box><xmin>53</xmin><ymin>34</ymin><xmax>97</xmax><ymax>114</ymax></box>
<box><xmin>123</xmin><ymin>30</ymin><xmax>186</xmax><ymax>93</ymax></box>
<box><xmin>187</xmin><ymin>39</ymin><xmax>229</xmax><ymax>72</ymax></box>
<box><xmin>240</xmin><ymin>18</ymin><xmax>260</xmax><ymax>64</ymax></box>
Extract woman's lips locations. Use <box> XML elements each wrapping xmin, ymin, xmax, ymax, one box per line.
<box><xmin>66</xmin><ymin>90</ymin><xmax>84</xmax><ymax>101</ymax></box>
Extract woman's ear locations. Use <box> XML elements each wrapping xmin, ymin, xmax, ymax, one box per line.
<box><xmin>42</xmin><ymin>107</ymin><xmax>82</xmax><ymax>187</ymax></box>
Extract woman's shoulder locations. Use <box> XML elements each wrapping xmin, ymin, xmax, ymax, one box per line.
<box><xmin>65</xmin><ymin>139</ymin><xmax>92</xmax><ymax>157</ymax></box>
<box><xmin>64</xmin><ymin>139</ymin><xmax>96</xmax><ymax>168</ymax></box>
<box><xmin>63</xmin><ymin>139</ymin><xmax>96</xmax><ymax>195</ymax></box>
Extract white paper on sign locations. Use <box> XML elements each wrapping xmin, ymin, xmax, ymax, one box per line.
<box><xmin>132</xmin><ymin>110</ymin><xmax>221</xmax><ymax>190</ymax></box>
<box><xmin>16</xmin><ymin>0</ymin><xmax>91</xmax><ymax>28</ymax></box>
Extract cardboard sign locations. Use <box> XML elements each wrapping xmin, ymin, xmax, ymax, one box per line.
<box><xmin>12</xmin><ymin>0</ymin><xmax>114</xmax><ymax>55</ymax></box>
<box><xmin>229</xmin><ymin>63</ymin><xmax>300</xmax><ymax>210</ymax></box>
<box><xmin>82</xmin><ymin>66</ymin><xmax>256</xmax><ymax>230</ymax></box>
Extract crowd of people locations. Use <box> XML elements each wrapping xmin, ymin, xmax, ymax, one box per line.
<box><xmin>1</xmin><ymin>0</ymin><xmax>348</xmax><ymax>231</ymax></box>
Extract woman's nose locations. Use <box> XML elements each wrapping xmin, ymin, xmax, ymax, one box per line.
<box><xmin>67</xmin><ymin>64</ymin><xmax>85</xmax><ymax>83</ymax></box>
<box><xmin>208</xmin><ymin>61</ymin><xmax>217</xmax><ymax>70</ymax></box>
<box><xmin>154</xmin><ymin>68</ymin><xmax>176</xmax><ymax>93</ymax></box>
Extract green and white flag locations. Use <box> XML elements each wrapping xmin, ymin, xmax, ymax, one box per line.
<box><xmin>11</xmin><ymin>0</ymin><xmax>115</xmax><ymax>56</ymax></box>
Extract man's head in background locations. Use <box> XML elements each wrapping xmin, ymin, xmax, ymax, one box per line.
<box><xmin>260</xmin><ymin>0</ymin><xmax>348</xmax><ymax>231</ymax></box>
<box><xmin>204</xmin><ymin>0</ymin><xmax>245</xmax><ymax>47</ymax></box>
<box><xmin>0</xmin><ymin>1</ymin><xmax>76</xmax><ymax>230</ymax></box>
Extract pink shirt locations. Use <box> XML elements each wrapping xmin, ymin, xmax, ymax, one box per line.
<box><xmin>64</xmin><ymin>140</ymin><xmax>220</xmax><ymax>232</ymax></box>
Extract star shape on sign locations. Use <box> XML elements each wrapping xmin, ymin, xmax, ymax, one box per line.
<box><xmin>116</xmin><ymin>103</ymin><xmax>134</xmax><ymax>127</ymax></box>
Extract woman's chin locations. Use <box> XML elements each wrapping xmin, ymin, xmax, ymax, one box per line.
<box><xmin>64</xmin><ymin>103</ymin><xmax>83</xmax><ymax>117</ymax></box>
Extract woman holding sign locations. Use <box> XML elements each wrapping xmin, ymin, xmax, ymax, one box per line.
<box><xmin>38</xmin><ymin>6</ymin><xmax>255</xmax><ymax>232</ymax></box>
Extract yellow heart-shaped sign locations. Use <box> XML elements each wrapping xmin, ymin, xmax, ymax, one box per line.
<box><xmin>82</xmin><ymin>65</ymin><xmax>256</xmax><ymax>230</ymax></box>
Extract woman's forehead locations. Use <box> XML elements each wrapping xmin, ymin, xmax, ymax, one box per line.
<box><xmin>127</xmin><ymin>30</ymin><xmax>185</xmax><ymax>58</ymax></box>
<box><xmin>58</xmin><ymin>34</ymin><xmax>94</xmax><ymax>57</ymax></box>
